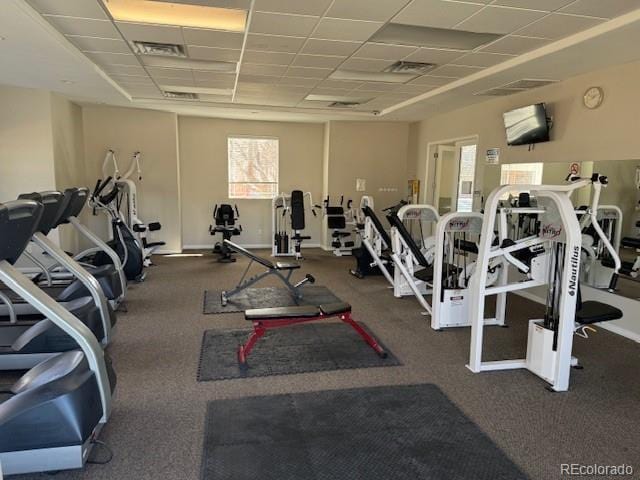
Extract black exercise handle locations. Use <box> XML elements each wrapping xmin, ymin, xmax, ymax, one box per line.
<box><xmin>94</xmin><ymin>176</ymin><xmax>112</xmax><ymax>197</ymax></box>
<box><xmin>608</xmin><ymin>273</ymin><xmax>619</xmax><ymax>292</ymax></box>
<box><xmin>235</xmin><ymin>204</ymin><xmax>240</xmax><ymax>218</ymax></box>
<box><xmin>382</xmin><ymin>200</ymin><xmax>408</xmax><ymax>212</ymax></box>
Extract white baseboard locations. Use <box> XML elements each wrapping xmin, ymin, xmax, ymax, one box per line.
<box><xmin>154</xmin><ymin>249</ymin><xmax>181</xmax><ymax>255</ymax></box>
<box><xmin>514</xmin><ymin>289</ymin><xmax>640</xmax><ymax>344</ymax></box>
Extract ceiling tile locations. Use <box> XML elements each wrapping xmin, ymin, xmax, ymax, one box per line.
<box><xmin>238</xmin><ymin>73</ymin><xmax>279</xmax><ymax>84</ymax></box>
<box><xmin>156</xmin><ymin>78</ymin><xmax>196</xmax><ymax>87</ymax></box>
<box><xmin>195</xmin><ymin>78</ymin><xmax>236</xmax><ymax>88</ymax></box>
<box><xmin>188</xmin><ymin>0</ymin><xmax>251</xmax><ymax>8</ymax></box>
<box><xmin>409</xmin><ymin>75</ymin><xmax>457</xmax><ymax>85</ymax></box>
<box><xmin>67</xmin><ymin>36</ymin><xmax>131</xmax><ymax>54</ymax></box>
<box><xmin>187</xmin><ymin>46</ymin><xmax>241</xmax><ymax>62</ymax></box>
<box><xmin>115</xmin><ymin>22</ymin><xmax>184</xmax><ymax>44</ymax></box>
<box><xmin>110</xmin><ymin>74</ymin><xmax>154</xmax><ymax>84</ymax></box>
<box><xmin>559</xmin><ymin>0</ymin><xmax>640</xmax><ymax>18</ymax></box>
<box><xmin>193</xmin><ymin>71</ymin><xmax>237</xmax><ymax>84</ymax></box>
<box><xmin>28</xmin><ymin>0</ymin><xmax>108</xmax><ymax>19</ymax></box>
<box><xmin>86</xmin><ymin>52</ymin><xmax>140</xmax><ymax>66</ymax></box>
<box><xmin>301</xmin><ymin>39</ymin><xmax>362</xmax><ymax>56</ymax></box>
<box><xmin>403</xmin><ymin>47</ymin><xmax>466</xmax><ymax>64</ymax></box>
<box><xmin>480</xmin><ymin>35</ymin><xmax>550</xmax><ymax>54</ymax></box>
<box><xmin>516</xmin><ymin>13</ymin><xmax>604</xmax><ymax>39</ymax></box>
<box><xmin>198</xmin><ymin>93</ymin><xmax>233</xmax><ymax>103</ymax></box>
<box><xmin>395</xmin><ymin>83</ymin><xmax>437</xmax><ymax>93</ymax></box>
<box><xmin>326</xmin><ymin>0</ymin><xmax>410</xmax><ymax>22</ymax></box>
<box><xmin>246</xmin><ymin>34</ymin><xmax>306</xmax><ymax>53</ymax></box>
<box><xmin>285</xmin><ymin>66</ymin><xmax>333</xmax><ymax>79</ymax></box>
<box><xmin>429</xmin><ymin>64</ymin><xmax>482</xmax><ymax>77</ymax></box>
<box><xmin>146</xmin><ymin>66</ymin><xmax>194</xmax><ymax>80</ymax></box>
<box><xmin>292</xmin><ymin>54</ymin><xmax>346</xmax><ymax>69</ymax></box>
<box><xmin>250</xmin><ymin>12</ymin><xmax>319</xmax><ymax>36</ymax></box>
<box><xmin>278</xmin><ymin>77</ymin><xmax>321</xmax><ymax>87</ymax></box>
<box><xmin>455</xmin><ymin>6</ymin><xmax>548</xmax><ymax>35</ymax></box>
<box><xmin>43</xmin><ymin>16</ymin><xmax>120</xmax><ymax>39</ymax></box>
<box><xmin>254</xmin><ymin>0</ymin><xmax>333</xmax><ymax>16</ymax></box>
<box><xmin>313</xmin><ymin>18</ymin><xmax>383</xmax><ymax>42</ymax></box>
<box><xmin>453</xmin><ymin>51</ymin><xmax>515</xmax><ymax>67</ymax></box>
<box><xmin>354</xmin><ymin>82</ymin><xmax>399</xmax><ymax>92</ymax></box>
<box><xmin>492</xmin><ymin>0</ymin><xmax>574</xmax><ymax>11</ymax></box>
<box><xmin>393</xmin><ymin>0</ymin><xmax>484</xmax><ymax>29</ymax></box>
<box><xmin>243</xmin><ymin>51</ymin><xmax>296</xmax><ymax>65</ymax></box>
<box><xmin>317</xmin><ymin>79</ymin><xmax>365</xmax><ymax>90</ymax></box>
<box><xmin>354</xmin><ymin>43</ymin><xmax>418</xmax><ymax>60</ymax></box>
<box><xmin>183</xmin><ymin>28</ymin><xmax>244</xmax><ymax>48</ymax></box>
<box><xmin>341</xmin><ymin>58</ymin><xmax>393</xmax><ymax>72</ymax></box>
<box><xmin>311</xmin><ymin>87</ymin><xmax>363</xmax><ymax>96</ymax></box>
<box><xmin>241</xmin><ymin>64</ymin><xmax>288</xmax><ymax>76</ymax></box>
<box><xmin>103</xmin><ymin>64</ymin><xmax>148</xmax><ymax>76</ymax></box>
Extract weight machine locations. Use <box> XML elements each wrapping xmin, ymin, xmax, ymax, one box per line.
<box><xmin>320</xmin><ymin>196</ymin><xmax>356</xmax><ymax>256</ymax></box>
<box><xmin>272</xmin><ymin>190</ymin><xmax>317</xmax><ymax>259</ymax></box>
<box><xmin>209</xmin><ymin>204</ymin><xmax>241</xmax><ymax>263</ymax></box>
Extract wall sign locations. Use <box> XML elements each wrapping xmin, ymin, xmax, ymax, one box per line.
<box><xmin>486</xmin><ymin>148</ymin><xmax>500</xmax><ymax>164</ymax></box>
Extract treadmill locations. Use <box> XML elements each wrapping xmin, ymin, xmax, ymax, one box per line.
<box><xmin>0</xmin><ymin>198</ymin><xmax>116</xmax><ymax>476</ymax></box>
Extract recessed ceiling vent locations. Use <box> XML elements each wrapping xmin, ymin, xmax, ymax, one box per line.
<box><xmin>162</xmin><ymin>91</ymin><xmax>198</xmax><ymax>99</ymax></box>
<box><xmin>132</xmin><ymin>41</ymin><xmax>186</xmax><ymax>57</ymax></box>
<box><xmin>329</xmin><ymin>101</ymin><xmax>361</xmax><ymax>108</ymax></box>
<box><xmin>502</xmin><ymin>79</ymin><xmax>558</xmax><ymax>89</ymax></box>
<box><xmin>384</xmin><ymin>61</ymin><xmax>436</xmax><ymax>75</ymax></box>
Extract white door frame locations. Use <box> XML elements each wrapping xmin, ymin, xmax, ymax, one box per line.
<box><xmin>433</xmin><ymin>145</ymin><xmax>456</xmax><ymax>214</ymax></box>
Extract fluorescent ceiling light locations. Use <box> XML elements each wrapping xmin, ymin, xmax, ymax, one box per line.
<box><xmin>143</xmin><ymin>56</ymin><xmax>237</xmax><ymax>72</ymax></box>
<box><xmin>160</xmin><ymin>85</ymin><xmax>233</xmax><ymax>96</ymax></box>
<box><xmin>132</xmin><ymin>41</ymin><xmax>186</xmax><ymax>57</ymax></box>
<box><xmin>103</xmin><ymin>0</ymin><xmax>247</xmax><ymax>32</ymax></box>
<box><xmin>330</xmin><ymin>69</ymin><xmax>416</xmax><ymax>84</ymax></box>
<box><xmin>372</xmin><ymin>24</ymin><xmax>501</xmax><ymax>50</ymax></box>
<box><xmin>305</xmin><ymin>94</ymin><xmax>372</xmax><ymax>103</ymax></box>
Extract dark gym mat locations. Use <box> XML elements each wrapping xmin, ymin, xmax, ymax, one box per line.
<box><xmin>202</xmin><ymin>285</ymin><xmax>343</xmax><ymax>314</ymax></box>
<box><xmin>201</xmin><ymin>384</ymin><xmax>527</xmax><ymax>480</ymax></box>
<box><xmin>197</xmin><ymin>322</ymin><xmax>400</xmax><ymax>381</ymax></box>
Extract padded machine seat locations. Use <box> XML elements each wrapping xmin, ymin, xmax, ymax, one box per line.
<box><xmin>245</xmin><ymin>305</ymin><xmax>319</xmax><ymax>320</ymax></box>
<box><xmin>275</xmin><ymin>262</ymin><xmax>300</xmax><ymax>270</ymax></box>
<box><xmin>413</xmin><ymin>267</ymin><xmax>434</xmax><ymax>283</ymax></box>
<box><xmin>576</xmin><ymin>301</ymin><xmax>623</xmax><ymax>325</ymax></box>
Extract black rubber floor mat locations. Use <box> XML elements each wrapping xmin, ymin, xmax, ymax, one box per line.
<box><xmin>201</xmin><ymin>384</ymin><xmax>527</xmax><ymax>480</ymax></box>
<box><xmin>197</xmin><ymin>322</ymin><xmax>400</xmax><ymax>381</ymax></box>
<box><xmin>202</xmin><ymin>286</ymin><xmax>343</xmax><ymax>314</ymax></box>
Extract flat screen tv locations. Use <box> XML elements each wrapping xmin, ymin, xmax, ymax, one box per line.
<box><xmin>503</xmin><ymin>103</ymin><xmax>550</xmax><ymax>146</ymax></box>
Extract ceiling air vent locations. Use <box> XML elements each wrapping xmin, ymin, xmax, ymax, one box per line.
<box><xmin>384</xmin><ymin>61</ymin><xmax>436</xmax><ymax>75</ymax></box>
<box><xmin>329</xmin><ymin>101</ymin><xmax>361</xmax><ymax>108</ymax></box>
<box><xmin>162</xmin><ymin>91</ymin><xmax>198</xmax><ymax>100</ymax></box>
<box><xmin>501</xmin><ymin>79</ymin><xmax>558</xmax><ymax>89</ymax></box>
<box><xmin>132</xmin><ymin>41</ymin><xmax>186</xmax><ymax>57</ymax></box>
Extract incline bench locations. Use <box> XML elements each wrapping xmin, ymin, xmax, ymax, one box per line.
<box><xmin>221</xmin><ymin>240</ymin><xmax>314</xmax><ymax>306</ymax></box>
<box><xmin>238</xmin><ymin>302</ymin><xmax>387</xmax><ymax>365</ymax></box>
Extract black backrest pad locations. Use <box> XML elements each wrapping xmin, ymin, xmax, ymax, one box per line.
<box><xmin>223</xmin><ymin>240</ymin><xmax>275</xmax><ymax>269</ymax></box>
<box><xmin>216</xmin><ymin>204</ymin><xmax>235</xmax><ymax>226</ymax></box>
<box><xmin>386</xmin><ymin>212</ymin><xmax>429</xmax><ymax>267</ymax></box>
<box><xmin>290</xmin><ymin>190</ymin><xmax>305</xmax><ymax>230</ymax></box>
<box><xmin>362</xmin><ymin>206</ymin><xmax>392</xmax><ymax>246</ymax></box>
<box><xmin>0</xmin><ymin>200</ymin><xmax>44</xmax><ymax>264</ymax></box>
<box><xmin>18</xmin><ymin>191</ymin><xmax>65</xmax><ymax>235</ymax></box>
<box><xmin>57</xmin><ymin>187</ymin><xmax>89</xmax><ymax>225</ymax></box>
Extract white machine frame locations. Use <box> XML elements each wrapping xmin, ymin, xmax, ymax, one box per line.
<box><xmin>360</xmin><ymin>207</ymin><xmax>395</xmax><ymax>286</ymax></box>
<box><xmin>578</xmin><ymin>205</ymin><xmax>623</xmax><ymax>288</ymax></box>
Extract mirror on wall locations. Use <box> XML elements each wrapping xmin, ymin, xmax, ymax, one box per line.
<box><xmin>480</xmin><ymin>159</ymin><xmax>640</xmax><ymax>301</ymax></box>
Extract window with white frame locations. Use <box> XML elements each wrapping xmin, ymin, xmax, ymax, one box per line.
<box><xmin>500</xmin><ymin>162</ymin><xmax>543</xmax><ymax>198</ymax></box>
<box><xmin>228</xmin><ymin>137</ymin><xmax>279</xmax><ymax>199</ymax></box>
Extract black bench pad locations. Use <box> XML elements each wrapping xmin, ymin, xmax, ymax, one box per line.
<box><xmin>576</xmin><ymin>301</ymin><xmax>623</xmax><ymax>325</ymax></box>
<box><xmin>621</xmin><ymin>237</ymin><xmax>640</xmax><ymax>249</ymax></box>
<box><xmin>275</xmin><ymin>262</ymin><xmax>300</xmax><ymax>270</ymax></box>
<box><xmin>413</xmin><ymin>267</ymin><xmax>434</xmax><ymax>282</ymax></box>
<box><xmin>319</xmin><ymin>302</ymin><xmax>351</xmax><ymax>316</ymax></box>
<box><xmin>246</xmin><ymin>305</ymin><xmax>320</xmax><ymax>320</ymax></box>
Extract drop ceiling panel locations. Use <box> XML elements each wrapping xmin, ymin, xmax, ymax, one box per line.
<box><xmin>166</xmin><ymin>0</ymin><xmax>250</xmax><ymax>8</ymax></box>
<box><xmin>341</xmin><ymin>57</ymin><xmax>392</xmax><ymax>72</ymax></box>
<box><xmin>245</xmin><ymin>34</ymin><xmax>306</xmax><ymax>52</ymax></box>
<box><xmin>560</xmin><ymin>0</ymin><xmax>640</xmax><ymax>19</ymax></box>
<box><xmin>187</xmin><ymin>46</ymin><xmax>241</xmax><ymax>62</ymax></box>
<box><xmin>354</xmin><ymin>42</ymin><xmax>418</xmax><ymax>60</ymax></box>
<box><xmin>395</xmin><ymin>83</ymin><xmax>437</xmax><ymax>93</ymax></box>
<box><xmin>66</xmin><ymin>36</ymin><xmax>132</xmax><ymax>54</ymax></box>
<box><xmin>409</xmin><ymin>75</ymin><xmax>457</xmax><ymax>85</ymax></box>
<box><xmin>115</xmin><ymin>22</ymin><xmax>184</xmax><ymax>44</ymax></box>
<box><xmin>318</xmin><ymin>79</ymin><xmax>365</xmax><ymax>90</ymax></box>
<box><xmin>326</xmin><ymin>0</ymin><xmax>411</xmax><ymax>22</ymax></box>
<box><xmin>402</xmin><ymin>47</ymin><xmax>466</xmax><ymax>64</ymax></box>
<box><xmin>243</xmin><ymin>50</ymin><xmax>295</xmax><ymax>65</ymax></box>
<box><xmin>292</xmin><ymin>54</ymin><xmax>346</xmax><ymax>69</ymax></box>
<box><xmin>110</xmin><ymin>74</ymin><xmax>155</xmax><ymax>84</ymax></box>
<box><xmin>193</xmin><ymin>71</ymin><xmax>236</xmax><ymax>83</ymax></box>
<box><xmin>103</xmin><ymin>64</ymin><xmax>148</xmax><ymax>76</ymax></box>
<box><xmin>453</xmin><ymin>52</ymin><xmax>515</xmax><ymax>67</ymax></box>
<box><xmin>86</xmin><ymin>52</ymin><xmax>140</xmax><ymax>66</ymax></box>
<box><xmin>301</xmin><ymin>39</ymin><xmax>362</xmax><ymax>56</ymax></box>
<box><xmin>354</xmin><ymin>82</ymin><xmax>399</xmax><ymax>92</ymax></box>
<box><xmin>311</xmin><ymin>87</ymin><xmax>361</xmax><ymax>96</ymax></box>
<box><xmin>285</xmin><ymin>66</ymin><xmax>333</xmax><ymax>78</ymax></box>
<box><xmin>492</xmin><ymin>0</ymin><xmax>575</xmax><ymax>11</ymax></box>
<box><xmin>250</xmin><ymin>12</ymin><xmax>319</xmax><ymax>36</ymax></box>
<box><xmin>393</xmin><ymin>0</ymin><xmax>484</xmax><ymax>29</ymax></box>
<box><xmin>238</xmin><ymin>73</ymin><xmax>279</xmax><ymax>84</ymax></box>
<box><xmin>517</xmin><ymin>13</ymin><xmax>604</xmax><ymax>39</ymax></box>
<box><xmin>146</xmin><ymin>66</ymin><xmax>194</xmax><ymax>80</ymax></box>
<box><xmin>456</xmin><ymin>6</ymin><xmax>548</xmax><ymax>35</ymax></box>
<box><xmin>241</xmin><ymin>63</ymin><xmax>288</xmax><ymax>76</ymax></box>
<box><xmin>195</xmin><ymin>78</ymin><xmax>236</xmax><ymax>88</ymax></box>
<box><xmin>277</xmin><ymin>76</ymin><xmax>321</xmax><ymax>87</ymax></box>
<box><xmin>182</xmin><ymin>28</ymin><xmax>244</xmax><ymax>48</ymax></box>
<box><xmin>480</xmin><ymin>35</ymin><xmax>550</xmax><ymax>54</ymax></box>
<box><xmin>253</xmin><ymin>0</ymin><xmax>333</xmax><ymax>16</ymax></box>
<box><xmin>313</xmin><ymin>18</ymin><xmax>383</xmax><ymax>42</ymax></box>
<box><xmin>430</xmin><ymin>64</ymin><xmax>482</xmax><ymax>77</ymax></box>
<box><xmin>43</xmin><ymin>16</ymin><xmax>121</xmax><ymax>39</ymax></box>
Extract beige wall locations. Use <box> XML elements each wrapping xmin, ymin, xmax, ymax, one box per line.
<box><xmin>178</xmin><ymin>116</ymin><xmax>325</xmax><ymax>247</ymax></box>
<box><xmin>51</xmin><ymin>94</ymin><xmax>86</xmax><ymax>251</ymax></box>
<box><xmin>82</xmin><ymin>105</ymin><xmax>182</xmax><ymax>252</ymax></box>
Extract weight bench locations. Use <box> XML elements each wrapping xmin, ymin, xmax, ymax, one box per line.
<box><xmin>238</xmin><ymin>302</ymin><xmax>387</xmax><ymax>365</ymax></box>
<box><xmin>221</xmin><ymin>240</ymin><xmax>314</xmax><ymax>306</ymax></box>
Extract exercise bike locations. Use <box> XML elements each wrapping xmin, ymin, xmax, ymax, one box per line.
<box><xmin>209</xmin><ymin>204</ymin><xmax>242</xmax><ymax>263</ymax></box>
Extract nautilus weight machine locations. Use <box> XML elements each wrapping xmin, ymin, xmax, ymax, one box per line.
<box><xmin>272</xmin><ymin>190</ymin><xmax>317</xmax><ymax>259</ymax></box>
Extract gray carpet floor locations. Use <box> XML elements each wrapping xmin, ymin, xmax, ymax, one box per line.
<box><xmin>4</xmin><ymin>249</ymin><xmax>640</xmax><ymax>480</ymax></box>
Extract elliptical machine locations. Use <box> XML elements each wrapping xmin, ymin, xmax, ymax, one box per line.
<box><xmin>209</xmin><ymin>204</ymin><xmax>242</xmax><ymax>262</ymax></box>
